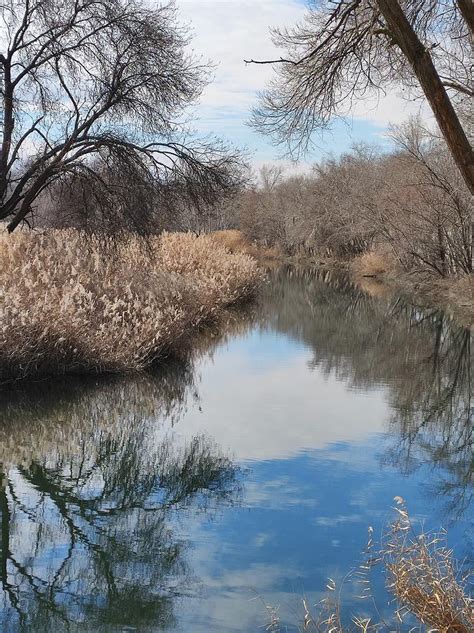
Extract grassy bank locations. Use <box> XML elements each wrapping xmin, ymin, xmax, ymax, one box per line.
<box><xmin>215</xmin><ymin>231</ymin><xmax>473</xmax><ymax>326</ymax></box>
<box><xmin>0</xmin><ymin>229</ymin><xmax>263</xmax><ymax>381</ymax></box>
<box><xmin>351</xmin><ymin>248</ymin><xmax>474</xmax><ymax>328</ymax></box>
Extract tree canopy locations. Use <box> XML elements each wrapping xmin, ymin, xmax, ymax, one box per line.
<box><xmin>0</xmin><ymin>0</ymin><xmax>244</xmax><ymax>232</ymax></box>
<box><xmin>249</xmin><ymin>0</ymin><xmax>473</xmax><ymax>194</ymax></box>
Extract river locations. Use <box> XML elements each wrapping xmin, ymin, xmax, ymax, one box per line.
<box><xmin>0</xmin><ymin>267</ymin><xmax>472</xmax><ymax>632</ymax></box>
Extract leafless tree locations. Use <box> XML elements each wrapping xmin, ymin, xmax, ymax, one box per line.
<box><xmin>247</xmin><ymin>0</ymin><xmax>474</xmax><ymax>195</ymax></box>
<box><xmin>0</xmin><ymin>0</ymin><xmax>244</xmax><ymax>233</ymax></box>
<box><xmin>236</xmin><ymin>122</ymin><xmax>472</xmax><ymax>276</ymax></box>
<box><xmin>380</xmin><ymin>119</ymin><xmax>473</xmax><ymax>275</ymax></box>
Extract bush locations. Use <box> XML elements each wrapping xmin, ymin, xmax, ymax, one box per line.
<box><xmin>236</xmin><ymin>120</ymin><xmax>472</xmax><ymax>278</ymax></box>
<box><xmin>351</xmin><ymin>249</ymin><xmax>393</xmax><ymax>278</ymax></box>
<box><xmin>0</xmin><ymin>229</ymin><xmax>263</xmax><ymax>380</ymax></box>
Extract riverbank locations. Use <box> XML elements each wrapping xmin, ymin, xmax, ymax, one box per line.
<box><xmin>351</xmin><ymin>249</ymin><xmax>474</xmax><ymax>328</ymax></box>
<box><xmin>213</xmin><ymin>231</ymin><xmax>473</xmax><ymax>327</ymax></box>
<box><xmin>0</xmin><ymin>229</ymin><xmax>263</xmax><ymax>381</ymax></box>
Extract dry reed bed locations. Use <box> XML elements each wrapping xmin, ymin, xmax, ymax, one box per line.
<box><xmin>211</xmin><ymin>229</ymin><xmax>282</xmax><ymax>261</ymax></box>
<box><xmin>0</xmin><ymin>229</ymin><xmax>263</xmax><ymax>380</ymax></box>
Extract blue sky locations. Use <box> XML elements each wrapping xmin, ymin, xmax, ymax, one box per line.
<box><xmin>177</xmin><ymin>0</ymin><xmax>430</xmax><ymax>171</ymax></box>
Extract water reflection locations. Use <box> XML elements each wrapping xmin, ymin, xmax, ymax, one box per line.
<box><xmin>385</xmin><ymin>318</ymin><xmax>472</xmax><ymax>518</ymax></box>
<box><xmin>0</xmin><ymin>267</ymin><xmax>471</xmax><ymax>631</ymax></box>
<box><xmin>0</xmin><ymin>365</ymin><xmax>240</xmax><ymax>631</ymax></box>
<box><xmin>256</xmin><ymin>267</ymin><xmax>472</xmax><ymax>519</ymax></box>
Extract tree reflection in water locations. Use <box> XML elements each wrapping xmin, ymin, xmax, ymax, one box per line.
<box><xmin>0</xmin><ymin>362</ymin><xmax>240</xmax><ymax>631</ymax></box>
<box><xmin>0</xmin><ymin>268</ymin><xmax>471</xmax><ymax>630</ymax></box>
<box><xmin>257</xmin><ymin>267</ymin><xmax>472</xmax><ymax>519</ymax></box>
<box><xmin>385</xmin><ymin>316</ymin><xmax>472</xmax><ymax>519</ymax></box>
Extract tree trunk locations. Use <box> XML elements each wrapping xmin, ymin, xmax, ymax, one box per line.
<box><xmin>0</xmin><ymin>61</ymin><xmax>14</xmax><ymax>203</ymax></box>
<box><xmin>377</xmin><ymin>0</ymin><xmax>474</xmax><ymax>196</ymax></box>
<box><xmin>456</xmin><ymin>0</ymin><xmax>474</xmax><ymax>36</ymax></box>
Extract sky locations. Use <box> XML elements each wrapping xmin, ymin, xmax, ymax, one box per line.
<box><xmin>177</xmin><ymin>0</ymin><xmax>430</xmax><ymax>171</ymax></box>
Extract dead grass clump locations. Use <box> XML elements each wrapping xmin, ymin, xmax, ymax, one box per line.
<box><xmin>0</xmin><ymin>228</ymin><xmax>263</xmax><ymax>380</ymax></box>
<box><xmin>351</xmin><ymin>249</ymin><xmax>393</xmax><ymax>278</ymax></box>
<box><xmin>211</xmin><ymin>229</ymin><xmax>281</xmax><ymax>261</ymax></box>
<box><xmin>443</xmin><ymin>275</ymin><xmax>474</xmax><ymax>324</ymax></box>
<box><xmin>385</xmin><ymin>497</ymin><xmax>472</xmax><ymax>632</ymax></box>
<box><xmin>158</xmin><ymin>231</ymin><xmax>263</xmax><ymax>308</ymax></box>
<box><xmin>211</xmin><ymin>229</ymin><xmax>250</xmax><ymax>253</ymax></box>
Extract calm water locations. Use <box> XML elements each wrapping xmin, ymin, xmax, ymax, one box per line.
<box><xmin>0</xmin><ymin>268</ymin><xmax>472</xmax><ymax>632</ymax></box>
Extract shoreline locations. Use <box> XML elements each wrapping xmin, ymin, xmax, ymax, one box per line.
<box><xmin>212</xmin><ymin>232</ymin><xmax>473</xmax><ymax>329</ymax></box>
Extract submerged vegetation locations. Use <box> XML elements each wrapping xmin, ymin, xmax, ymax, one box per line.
<box><xmin>0</xmin><ymin>229</ymin><xmax>263</xmax><ymax>381</ymax></box>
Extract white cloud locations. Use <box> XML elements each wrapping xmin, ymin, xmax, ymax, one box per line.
<box><xmin>178</xmin><ymin>0</ymin><xmax>306</xmax><ymax>111</ymax></box>
<box><xmin>349</xmin><ymin>90</ymin><xmax>432</xmax><ymax>127</ymax></box>
<box><xmin>172</xmin><ymin>334</ymin><xmax>389</xmax><ymax>462</ymax></box>
<box><xmin>314</xmin><ymin>514</ymin><xmax>363</xmax><ymax>527</ymax></box>
<box><xmin>176</xmin><ymin>0</ymin><xmax>433</xmax><ymax>157</ymax></box>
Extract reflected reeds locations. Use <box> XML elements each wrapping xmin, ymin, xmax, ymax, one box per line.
<box><xmin>0</xmin><ymin>354</ymin><xmax>242</xmax><ymax>631</ymax></box>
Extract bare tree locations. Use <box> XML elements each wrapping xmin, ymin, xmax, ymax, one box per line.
<box><xmin>248</xmin><ymin>0</ymin><xmax>474</xmax><ymax>195</ymax></box>
<box><xmin>381</xmin><ymin>118</ymin><xmax>473</xmax><ymax>275</ymax></box>
<box><xmin>236</xmin><ymin>126</ymin><xmax>472</xmax><ymax>276</ymax></box>
<box><xmin>0</xmin><ymin>0</ymin><xmax>244</xmax><ymax>233</ymax></box>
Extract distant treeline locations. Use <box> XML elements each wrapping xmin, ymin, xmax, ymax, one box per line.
<box><xmin>35</xmin><ymin>115</ymin><xmax>472</xmax><ymax>280</ymax></box>
<box><xmin>234</xmin><ymin>118</ymin><xmax>472</xmax><ymax>278</ymax></box>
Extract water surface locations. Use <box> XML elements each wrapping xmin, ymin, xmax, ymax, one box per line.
<box><xmin>0</xmin><ymin>268</ymin><xmax>472</xmax><ymax>631</ymax></box>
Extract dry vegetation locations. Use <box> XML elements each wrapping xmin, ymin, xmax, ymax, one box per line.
<box><xmin>211</xmin><ymin>229</ymin><xmax>281</xmax><ymax>261</ymax></box>
<box><xmin>266</xmin><ymin>499</ymin><xmax>473</xmax><ymax>632</ymax></box>
<box><xmin>235</xmin><ymin>120</ymin><xmax>472</xmax><ymax>287</ymax></box>
<box><xmin>228</xmin><ymin>120</ymin><xmax>473</xmax><ymax>318</ymax></box>
<box><xmin>0</xmin><ymin>229</ymin><xmax>263</xmax><ymax>381</ymax></box>
<box><xmin>385</xmin><ymin>502</ymin><xmax>472</xmax><ymax>632</ymax></box>
<box><xmin>351</xmin><ymin>249</ymin><xmax>394</xmax><ymax>278</ymax></box>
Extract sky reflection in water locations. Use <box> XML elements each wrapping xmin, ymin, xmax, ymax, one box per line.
<box><xmin>0</xmin><ymin>268</ymin><xmax>472</xmax><ymax>631</ymax></box>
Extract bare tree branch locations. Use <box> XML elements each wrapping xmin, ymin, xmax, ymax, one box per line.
<box><xmin>249</xmin><ymin>0</ymin><xmax>473</xmax><ymax>195</ymax></box>
<box><xmin>0</xmin><ymin>0</ymin><xmax>245</xmax><ymax>232</ymax></box>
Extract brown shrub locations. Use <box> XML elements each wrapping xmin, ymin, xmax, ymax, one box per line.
<box><xmin>211</xmin><ymin>229</ymin><xmax>250</xmax><ymax>253</ymax></box>
<box><xmin>0</xmin><ymin>228</ymin><xmax>263</xmax><ymax>380</ymax></box>
<box><xmin>351</xmin><ymin>249</ymin><xmax>394</xmax><ymax>278</ymax></box>
<box><xmin>212</xmin><ymin>229</ymin><xmax>281</xmax><ymax>260</ymax></box>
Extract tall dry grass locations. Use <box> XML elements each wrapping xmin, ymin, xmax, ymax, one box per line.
<box><xmin>211</xmin><ymin>229</ymin><xmax>281</xmax><ymax>261</ymax></box>
<box><xmin>384</xmin><ymin>498</ymin><xmax>472</xmax><ymax>632</ymax></box>
<box><xmin>0</xmin><ymin>228</ymin><xmax>263</xmax><ymax>380</ymax></box>
<box><xmin>351</xmin><ymin>249</ymin><xmax>393</xmax><ymax>278</ymax></box>
<box><xmin>265</xmin><ymin>499</ymin><xmax>473</xmax><ymax>632</ymax></box>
